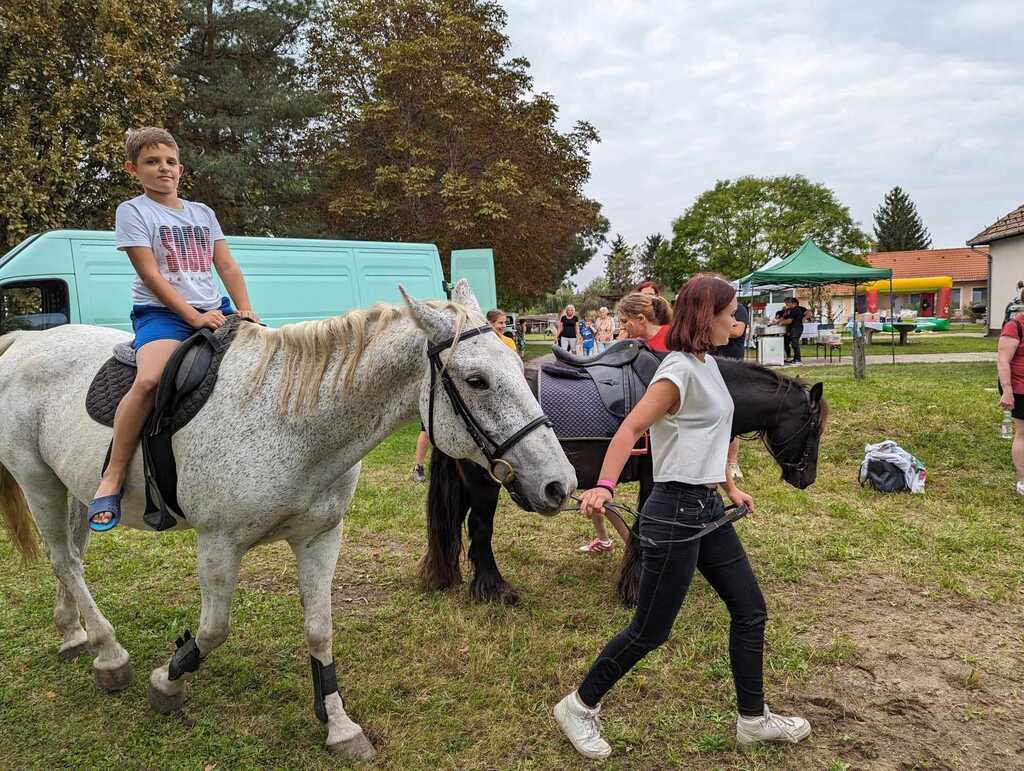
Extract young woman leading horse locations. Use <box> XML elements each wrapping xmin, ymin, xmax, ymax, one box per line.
<box><xmin>554</xmin><ymin>274</ymin><xmax>812</xmax><ymax>759</ymax></box>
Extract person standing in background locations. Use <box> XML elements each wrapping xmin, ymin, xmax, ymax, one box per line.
<box><xmin>595</xmin><ymin>307</ymin><xmax>614</xmax><ymax>352</ymax></box>
<box><xmin>997</xmin><ymin>310</ymin><xmax>1024</xmax><ymax>496</ymax></box>
<box><xmin>779</xmin><ymin>297</ymin><xmax>807</xmax><ymax>366</ymax></box>
<box><xmin>556</xmin><ymin>304</ymin><xmax>580</xmax><ymax>354</ymax></box>
<box><xmin>715</xmin><ymin>300</ymin><xmax>750</xmax><ymax>480</ymax></box>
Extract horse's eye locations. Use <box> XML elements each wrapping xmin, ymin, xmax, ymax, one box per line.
<box><xmin>465</xmin><ymin>375</ymin><xmax>489</xmax><ymax>390</ymax></box>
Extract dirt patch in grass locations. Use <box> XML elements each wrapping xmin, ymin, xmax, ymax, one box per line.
<box><xmin>237</xmin><ymin>534</ymin><xmax>416</xmax><ymax>618</ymax></box>
<box><xmin>779</xmin><ymin>572</ymin><xmax>1024</xmax><ymax>770</ymax></box>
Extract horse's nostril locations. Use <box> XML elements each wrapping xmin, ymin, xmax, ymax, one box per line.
<box><xmin>545</xmin><ymin>480</ymin><xmax>566</xmax><ymax>505</ymax></box>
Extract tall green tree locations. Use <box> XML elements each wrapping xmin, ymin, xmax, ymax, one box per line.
<box><xmin>168</xmin><ymin>0</ymin><xmax>323</xmax><ymax>236</ymax></box>
<box><xmin>308</xmin><ymin>0</ymin><xmax>602</xmax><ymax>302</ymax></box>
<box><xmin>636</xmin><ymin>232</ymin><xmax>664</xmax><ymax>283</ymax></box>
<box><xmin>656</xmin><ymin>175</ymin><xmax>871</xmax><ymax>286</ymax></box>
<box><xmin>604</xmin><ymin>233</ymin><xmax>635</xmax><ymax>295</ymax></box>
<box><xmin>0</xmin><ymin>0</ymin><xmax>180</xmax><ymax>251</ymax></box>
<box><xmin>872</xmin><ymin>186</ymin><xmax>932</xmax><ymax>251</ymax></box>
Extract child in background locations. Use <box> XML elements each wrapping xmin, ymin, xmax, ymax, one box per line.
<box><xmin>579</xmin><ymin>315</ymin><xmax>597</xmax><ymax>356</ymax></box>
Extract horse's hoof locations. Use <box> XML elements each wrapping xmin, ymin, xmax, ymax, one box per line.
<box><xmin>147</xmin><ymin>682</ymin><xmax>186</xmax><ymax>714</ymax></box>
<box><xmin>327</xmin><ymin>731</ymin><xmax>377</xmax><ymax>761</ymax></box>
<box><xmin>59</xmin><ymin>640</ymin><xmax>92</xmax><ymax>660</ymax></box>
<box><xmin>94</xmin><ymin>660</ymin><xmax>133</xmax><ymax>691</ymax></box>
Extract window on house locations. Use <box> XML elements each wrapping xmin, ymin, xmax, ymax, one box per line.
<box><xmin>951</xmin><ymin>288</ymin><xmax>961</xmax><ymax>309</ymax></box>
<box><xmin>972</xmin><ymin>287</ymin><xmax>987</xmax><ymax>304</ymax></box>
<box><xmin>908</xmin><ymin>294</ymin><xmax>921</xmax><ymax>309</ymax></box>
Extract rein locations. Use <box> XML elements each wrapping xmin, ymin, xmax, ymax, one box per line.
<box><xmin>564</xmin><ymin>496</ymin><xmax>749</xmax><ymax>546</ymax></box>
<box><xmin>427</xmin><ymin>324</ymin><xmax>552</xmax><ymax>486</ymax></box>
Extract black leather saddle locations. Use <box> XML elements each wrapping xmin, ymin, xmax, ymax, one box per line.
<box><xmin>85</xmin><ymin>316</ymin><xmax>250</xmax><ymax>530</ymax></box>
<box><xmin>538</xmin><ymin>340</ymin><xmax>664</xmax><ymax>441</ymax></box>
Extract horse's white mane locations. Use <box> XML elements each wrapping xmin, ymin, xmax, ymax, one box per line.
<box><xmin>237</xmin><ymin>300</ymin><xmax>473</xmax><ymax>413</ymax></box>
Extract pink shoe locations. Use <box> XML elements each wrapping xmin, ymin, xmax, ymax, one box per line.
<box><xmin>578</xmin><ymin>538</ymin><xmax>614</xmax><ymax>554</ymax></box>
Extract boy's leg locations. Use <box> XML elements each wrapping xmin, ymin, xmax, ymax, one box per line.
<box><xmin>92</xmin><ymin>340</ymin><xmax>180</xmax><ymax>514</ymax></box>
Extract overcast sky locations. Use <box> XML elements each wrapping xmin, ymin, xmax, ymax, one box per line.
<box><xmin>500</xmin><ymin>0</ymin><xmax>1024</xmax><ymax>287</ymax></box>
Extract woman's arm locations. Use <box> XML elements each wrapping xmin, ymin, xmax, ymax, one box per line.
<box><xmin>579</xmin><ymin>379</ymin><xmax>680</xmax><ymax>514</ymax></box>
<box><xmin>213</xmin><ymin>241</ymin><xmax>259</xmax><ymax>320</ymax></box>
<box><xmin>998</xmin><ymin>336</ymin><xmax>1017</xmax><ymax>408</ymax></box>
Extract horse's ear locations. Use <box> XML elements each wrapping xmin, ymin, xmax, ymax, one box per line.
<box><xmin>400</xmin><ymin>285</ymin><xmax>454</xmax><ymax>344</ymax></box>
<box><xmin>451</xmin><ymin>279</ymin><xmax>482</xmax><ymax>315</ymax></box>
<box><xmin>809</xmin><ymin>382</ymin><xmax>824</xmax><ymax>403</ymax></box>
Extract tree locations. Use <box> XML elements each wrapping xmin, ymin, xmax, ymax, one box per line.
<box><xmin>604</xmin><ymin>233</ymin><xmax>635</xmax><ymax>295</ymax></box>
<box><xmin>308</xmin><ymin>0</ymin><xmax>602</xmax><ymax>302</ymax></box>
<box><xmin>168</xmin><ymin>0</ymin><xmax>323</xmax><ymax>236</ymax></box>
<box><xmin>636</xmin><ymin>233</ymin><xmax>664</xmax><ymax>283</ymax></box>
<box><xmin>873</xmin><ymin>186</ymin><xmax>932</xmax><ymax>251</ymax></box>
<box><xmin>656</xmin><ymin>175</ymin><xmax>871</xmax><ymax>286</ymax></box>
<box><xmin>0</xmin><ymin>0</ymin><xmax>180</xmax><ymax>251</ymax></box>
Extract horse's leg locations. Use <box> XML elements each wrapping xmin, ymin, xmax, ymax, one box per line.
<box><xmin>465</xmin><ymin>468</ymin><xmax>518</xmax><ymax>605</ymax></box>
<box><xmin>24</xmin><ymin>471</ymin><xmax>131</xmax><ymax>689</ymax></box>
<box><xmin>147</xmin><ymin>534</ymin><xmax>242</xmax><ymax>714</ymax></box>
<box><xmin>55</xmin><ymin>500</ymin><xmax>91</xmax><ymax>659</ymax></box>
<box><xmin>289</xmin><ymin>524</ymin><xmax>376</xmax><ymax>760</ymax></box>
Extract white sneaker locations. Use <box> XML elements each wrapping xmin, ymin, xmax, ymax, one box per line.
<box><xmin>1016</xmin><ymin>481</ymin><xmax>1024</xmax><ymax>496</ymax></box>
<box><xmin>554</xmin><ymin>691</ymin><xmax>612</xmax><ymax>759</ymax></box>
<box><xmin>736</xmin><ymin>704</ymin><xmax>811</xmax><ymax>748</ymax></box>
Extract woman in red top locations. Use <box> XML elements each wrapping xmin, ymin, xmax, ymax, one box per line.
<box><xmin>617</xmin><ymin>292</ymin><xmax>673</xmax><ymax>351</ymax></box>
<box><xmin>997</xmin><ymin>312</ymin><xmax>1024</xmax><ymax>495</ymax></box>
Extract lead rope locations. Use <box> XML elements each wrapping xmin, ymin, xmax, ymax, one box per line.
<box><xmin>563</xmin><ymin>495</ymin><xmax>749</xmax><ymax>546</ymax></box>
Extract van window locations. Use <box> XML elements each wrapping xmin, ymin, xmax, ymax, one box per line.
<box><xmin>0</xmin><ymin>280</ymin><xmax>70</xmax><ymax>333</ymax></box>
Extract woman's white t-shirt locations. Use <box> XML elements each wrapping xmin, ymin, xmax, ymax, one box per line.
<box><xmin>648</xmin><ymin>351</ymin><xmax>735</xmax><ymax>485</ymax></box>
<box><xmin>115</xmin><ymin>194</ymin><xmax>225</xmax><ymax>310</ymax></box>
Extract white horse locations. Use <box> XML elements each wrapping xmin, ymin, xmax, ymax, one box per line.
<box><xmin>0</xmin><ymin>281</ymin><xmax>575</xmax><ymax>759</ymax></box>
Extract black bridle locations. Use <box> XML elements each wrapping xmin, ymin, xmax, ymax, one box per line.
<box><xmin>742</xmin><ymin>381</ymin><xmax>821</xmax><ymax>475</ymax></box>
<box><xmin>427</xmin><ymin>324</ymin><xmax>553</xmax><ymax>486</ymax></box>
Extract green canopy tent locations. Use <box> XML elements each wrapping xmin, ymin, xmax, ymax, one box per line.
<box><xmin>746</xmin><ymin>240</ymin><xmax>894</xmax><ymax>376</ymax></box>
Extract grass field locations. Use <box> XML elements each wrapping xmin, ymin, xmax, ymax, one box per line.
<box><xmin>833</xmin><ymin>333</ymin><xmax>996</xmax><ymax>356</ymax></box>
<box><xmin>2</xmin><ymin>362</ymin><xmax>1022</xmax><ymax>769</ymax></box>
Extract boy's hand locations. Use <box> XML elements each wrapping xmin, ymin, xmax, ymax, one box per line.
<box><xmin>191</xmin><ymin>309</ymin><xmax>226</xmax><ymax>330</ymax></box>
<box><xmin>236</xmin><ymin>308</ymin><xmax>261</xmax><ymax>323</ymax></box>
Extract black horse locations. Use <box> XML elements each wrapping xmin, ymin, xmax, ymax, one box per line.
<box><xmin>418</xmin><ymin>356</ymin><xmax>827</xmax><ymax>606</ymax></box>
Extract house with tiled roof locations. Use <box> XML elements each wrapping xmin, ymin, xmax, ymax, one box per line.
<box><xmin>967</xmin><ymin>202</ymin><xmax>1024</xmax><ymax>333</ymax></box>
<box><xmin>828</xmin><ymin>247</ymin><xmax>989</xmax><ymax>320</ymax></box>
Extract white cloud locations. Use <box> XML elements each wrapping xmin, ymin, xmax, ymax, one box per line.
<box><xmin>499</xmin><ymin>0</ymin><xmax>1024</xmax><ymax>289</ymax></box>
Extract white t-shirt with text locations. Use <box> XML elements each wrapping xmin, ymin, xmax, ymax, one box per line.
<box><xmin>115</xmin><ymin>194</ymin><xmax>225</xmax><ymax>310</ymax></box>
<box><xmin>648</xmin><ymin>351</ymin><xmax>735</xmax><ymax>485</ymax></box>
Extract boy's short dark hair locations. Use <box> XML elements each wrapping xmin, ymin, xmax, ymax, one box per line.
<box><xmin>125</xmin><ymin>127</ymin><xmax>178</xmax><ymax>164</ymax></box>
<box><xmin>784</xmin><ymin>296</ymin><xmax>797</xmax><ymax>304</ymax></box>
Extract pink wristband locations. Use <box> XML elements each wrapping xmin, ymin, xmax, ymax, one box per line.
<box><xmin>597</xmin><ymin>479</ymin><xmax>617</xmax><ymax>490</ymax></box>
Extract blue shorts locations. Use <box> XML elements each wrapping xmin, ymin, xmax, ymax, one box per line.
<box><xmin>131</xmin><ymin>297</ymin><xmax>234</xmax><ymax>350</ymax></box>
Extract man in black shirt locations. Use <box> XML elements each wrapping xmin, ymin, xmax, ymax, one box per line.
<box><xmin>715</xmin><ymin>302</ymin><xmax>750</xmax><ymax>479</ymax></box>
<box><xmin>779</xmin><ymin>296</ymin><xmax>808</xmax><ymax>365</ymax></box>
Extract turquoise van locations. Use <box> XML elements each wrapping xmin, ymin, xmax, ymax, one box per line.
<box><xmin>0</xmin><ymin>230</ymin><xmax>497</xmax><ymax>333</ymax></box>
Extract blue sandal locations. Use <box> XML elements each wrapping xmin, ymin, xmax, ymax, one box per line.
<box><xmin>87</xmin><ymin>490</ymin><xmax>123</xmax><ymax>532</ymax></box>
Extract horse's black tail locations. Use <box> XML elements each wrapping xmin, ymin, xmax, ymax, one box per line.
<box><xmin>418</xmin><ymin>448</ymin><xmax>468</xmax><ymax>591</ymax></box>
<box><xmin>615</xmin><ymin>528</ymin><xmax>641</xmax><ymax>607</ymax></box>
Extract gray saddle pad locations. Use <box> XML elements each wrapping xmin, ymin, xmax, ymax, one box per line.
<box><xmin>538</xmin><ymin>365</ymin><xmax>622</xmax><ymax>440</ymax></box>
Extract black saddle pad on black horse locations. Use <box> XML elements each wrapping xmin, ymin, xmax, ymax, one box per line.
<box><xmin>539</xmin><ymin>339</ymin><xmax>664</xmax><ymax>440</ymax></box>
<box><xmin>85</xmin><ymin>316</ymin><xmax>250</xmax><ymax>530</ymax></box>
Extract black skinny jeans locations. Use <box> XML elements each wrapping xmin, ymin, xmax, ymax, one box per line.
<box><xmin>577</xmin><ymin>482</ymin><xmax>767</xmax><ymax>716</ymax></box>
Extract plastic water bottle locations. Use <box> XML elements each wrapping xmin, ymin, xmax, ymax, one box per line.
<box><xmin>1001</xmin><ymin>410</ymin><xmax>1014</xmax><ymax>440</ymax></box>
